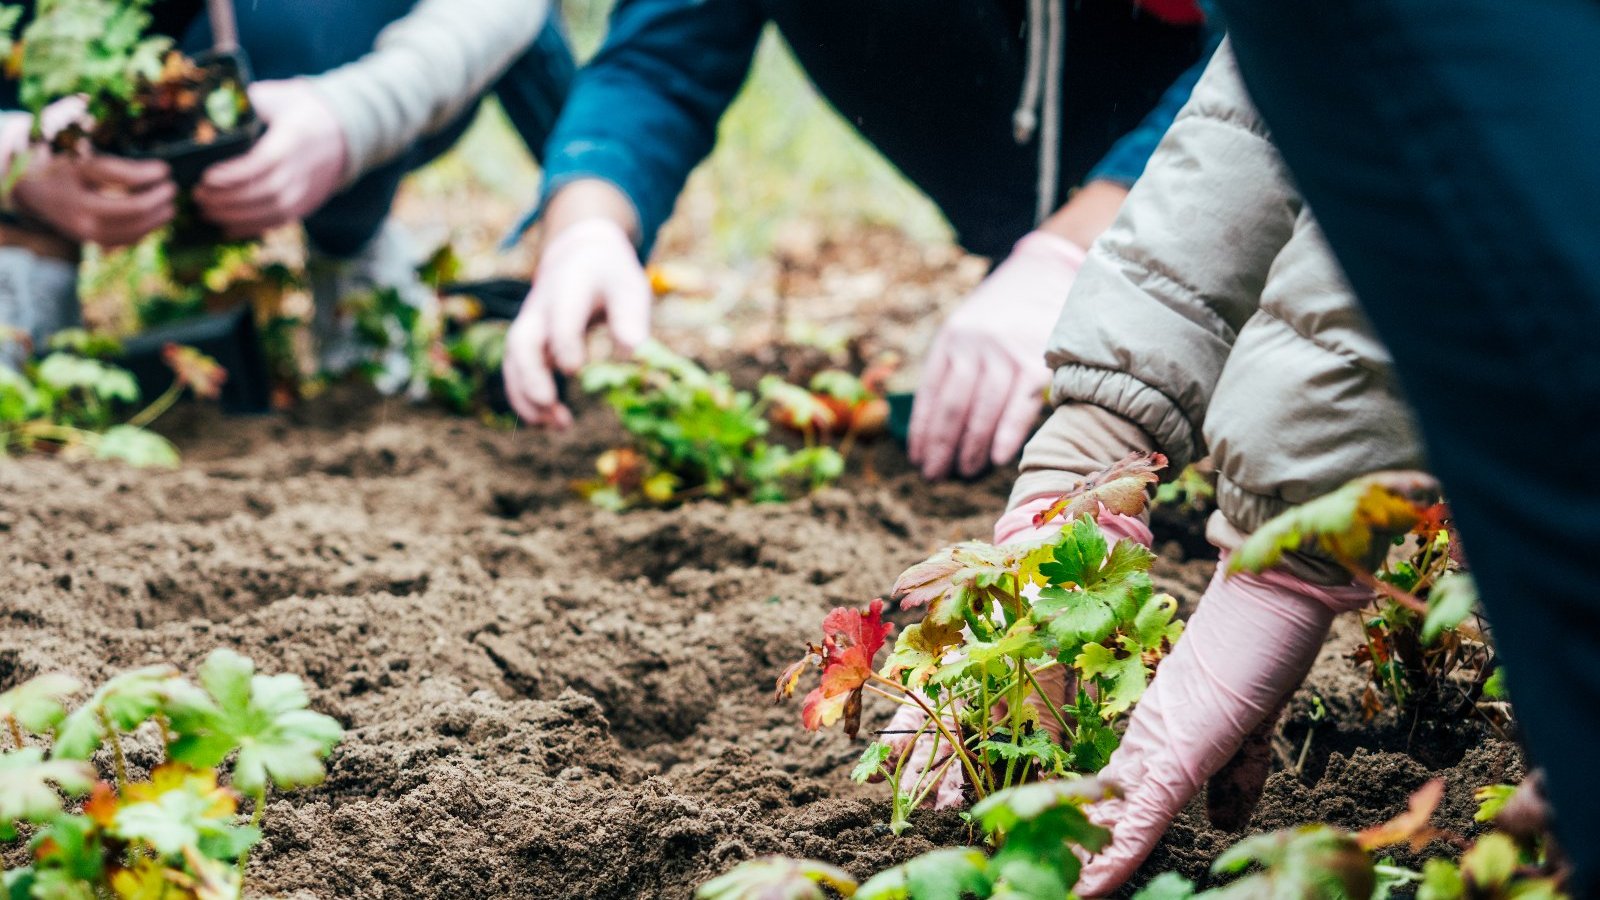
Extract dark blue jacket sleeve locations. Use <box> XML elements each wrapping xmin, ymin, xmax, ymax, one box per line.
<box><xmin>510</xmin><ymin>0</ymin><xmax>767</xmax><ymax>257</ymax></box>
<box><xmin>1087</xmin><ymin>10</ymin><xmax>1226</xmax><ymax>186</ymax></box>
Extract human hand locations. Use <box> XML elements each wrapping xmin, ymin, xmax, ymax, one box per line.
<box><xmin>1074</xmin><ymin>562</ymin><xmax>1372</xmax><ymax>896</ymax></box>
<box><xmin>502</xmin><ymin>216</ymin><xmax>651</xmax><ymax>427</ymax></box>
<box><xmin>9</xmin><ymin>99</ymin><xmax>175</xmax><ymax>249</ymax></box>
<box><xmin>909</xmin><ymin>231</ymin><xmax>1086</xmax><ymax>480</ymax></box>
<box><xmin>193</xmin><ymin>79</ymin><xmax>347</xmax><ymax>238</ymax></box>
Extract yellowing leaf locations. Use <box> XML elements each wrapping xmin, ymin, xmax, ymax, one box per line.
<box><xmin>1033</xmin><ymin>452</ymin><xmax>1167</xmax><ymax>527</ymax></box>
<box><xmin>1231</xmin><ymin>475</ymin><xmax>1427</xmax><ymax>575</ymax></box>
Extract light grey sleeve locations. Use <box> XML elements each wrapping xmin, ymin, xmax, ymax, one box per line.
<box><xmin>1039</xmin><ymin>42</ymin><xmax>1300</xmax><ymax>472</ymax></box>
<box><xmin>310</xmin><ymin>0</ymin><xmax>551</xmax><ymax>186</ymax></box>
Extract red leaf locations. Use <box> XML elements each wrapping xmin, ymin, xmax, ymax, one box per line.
<box><xmin>161</xmin><ymin>344</ymin><xmax>227</xmax><ymax>400</ymax></box>
<box><xmin>1357</xmin><ymin>778</ymin><xmax>1447</xmax><ymax>851</ymax></box>
<box><xmin>796</xmin><ymin>599</ymin><xmax>893</xmax><ymax>734</ymax></box>
<box><xmin>1413</xmin><ymin>503</ymin><xmax>1451</xmax><ymax>543</ymax></box>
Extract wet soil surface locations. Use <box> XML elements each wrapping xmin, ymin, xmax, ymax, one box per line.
<box><xmin>0</xmin><ymin>385</ymin><xmax>1518</xmax><ymax>898</ymax></box>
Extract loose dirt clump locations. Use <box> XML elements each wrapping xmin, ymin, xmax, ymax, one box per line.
<box><xmin>0</xmin><ymin>383</ymin><xmax>1518</xmax><ymax>897</ymax></box>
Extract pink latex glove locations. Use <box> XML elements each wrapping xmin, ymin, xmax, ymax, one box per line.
<box><xmin>193</xmin><ymin>79</ymin><xmax>347</xmax><ymax>238</ymax></box>
<box><xmin>908</xmin><ymin>231</ymin><xmax>1086</xmax><ymax>481</ymax></box>
<box><xmin>1075</xmin><ymin>560</ymin><xmax>1372</xmax><ymax>896</ymax></box>
<box><xmin>876</xmin><ymin>498</ymin><xmax>1153</xmax><ymax>809</ymax></box>
<box><xmin>503</xmin><ymin>218</ymin><xmax>652</xmax><ymax>427</ymax></box>
<box><xmin>9</xmin><ymin>99</ymin><xmax>176</xmax><ymax>248</ymax></box>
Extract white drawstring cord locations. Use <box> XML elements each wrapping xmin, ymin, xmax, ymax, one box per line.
<box><xmin>1011</xmin><ymin>0</ymin><xmax>1066</xmax><ymax>226</ymax></box>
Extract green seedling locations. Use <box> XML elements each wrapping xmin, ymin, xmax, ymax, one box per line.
<box><xmin>699</xmin><ymin>778</ymin><xmax>1116</xmax><ymax>900</ymax></box>
<box><xmin>779</xmin><ymin>453</ymin><xmax>1177</xmax><ymax>834</ymax></box>
<box><xmin>1</xmin><ymin>334</ymin><xmax>224</xmax><ymax>467</ymax></box>
<box><xmin>579</xmin><ymin>342</ymin><xmax>845</xmax><ymax>509</ymax></box>
<box><xmin>0</xmin><ymin>649</ymin><xmax>342</xmax><ymax>900</ymax></box>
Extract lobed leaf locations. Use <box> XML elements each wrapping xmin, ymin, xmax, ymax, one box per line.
<box><xmin>1210</xmin><ymin>826</ymin><xmax>1374</xmax><ymax>899</ymax></box>
<box><xmin>0</xmin><ymin>748</ymin><xmax>95</xmax><ymax>840</ymax></box>
<box><xmin>1230</xmin><ymin>476</ymin><xmax>1427</xmax><ymax>575</ymax></box>
<box><xmin>1421</xmin><ymin>574</ymin><xmax>1477</xmax><ymax>645</ymax></box>
<box><xmin>1032</xmin><ymin>451</ymin><xmax>1167</xmax><ymax>527</ymax></box>
<box><xmin>855</xmin><ymin>848</ymin><xmax>990</xmax><ymax>900</ymax></box>
<box><xmin>111</xmin><ymin>764</ymin><xmax>258</xmax><ymax>861</ymax></box>
<box><xmin>696</xmin><ymin>857</ymin><xmax>858</xmax><ymax>900</ymax></box>
<box><xmin>94</xmin><ymin>426</ymin><xmax>180</xmax><ymax>469</ymax></box>
<box><xmin>160</xmin><ymin>344</ymin><xmax>227</xmax><ymax>401</ymax></box>
<box><xmin>0</xmin><ymin>672</ymin><xmax>81</xmax><ymax>735</ymax></box>
<box><xmin>165</xmin><ymin>649</ymin><xmax>344</xmax><ymax>794</ymax></box>
<box><xmin>54</xmin><ymin>665</ymin><xmax>180</xmax><ymax>760</ymax></box>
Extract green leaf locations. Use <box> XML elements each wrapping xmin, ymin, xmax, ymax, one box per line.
<box><xmin>1472</xmin><ymin>784</ymin><xmax>1517</xmax><ymax>825</ymax></box>
<box><xmin>0</xmin><ymin>673</ymin><xmax>81</xmax><ymax>735</ymax></box>
<box><xmin>35</xmin><ymin>353</ymin><xmax>138</xmax><ymax>403</ymax></box>
<box><xmin>1210</xmin><ymin>826</ymin><xmax>1374</xmax><ymax>899</ymax></box>
<box><xmin>1132</xmin><ymin>871</ymin><xmax>1198</xmax><ymax>900</ymax></box>
<box><xmin>111</xmin><ymin>766</ymin><xmax>259</xmax><ymax>861</ymax></box>
<box><xmin>94</xmin><ymin>425</ymin><xmax>180</xmax><ymax>469</ymax></box>
<box><xmin>54</xmin><ymin>666</ymin><xmax>179</xmax><ymax>760</ymax></box>
<box><xmin>696</xmin><ymin>857</ymin><xmax>859</xmax><ymax>900</ymax></box>
<box><xmin>1032</xmin><ymin>518</ymin><xmax>1155</xmax><ymax>654</ymax></box>
<box><xmin>882</xmin><ymin>623</ymin><xmax>957</xmax><ymax>690</ymax></box>
<box><xmin>0</xmin><ymin>748</ymin><xmax>94</xmax><ymax>840</ymax></box>
<box><xmin>850</xmin><ymin>742</ymin><xmax>893</xmax><ymax>784</ymax></box>
<box><xmin>1482</xmin><ymin>668</ymin><xmax>1508</xmax><ymax>700</ymax></box>
<box><xmin>165</xmin><ymin>648</ymin><xmax>344</xmax><ymax>793</ymax></box>
<box><xmin>45</xmin><ymin>329</ymin><xmax>122</xmax><ymax>359</ymax></box>
<box><xmin>1422</xmin><ymin>573</ymin><xmax>1477</xmax><ymax>645</ymax></box>
<box><xmin>1417</xmin><ymin>859</ymin><xmax>1465</xmax><ymax>900</ymax></box>
<box><xmin>28</xmin><ymin>812</ymin><xmax>104</xmax><ymax>886</ymax></box>
<box><xmin>204</xmin><ymin>84</ymin><xmax>242</xmax><ymax>131</ymax></box>
<box><xmin>971</xmin><ymin>779</ymin><xmax>1113</xmax><ymax>853</ymax></box>
<box><xmin>1075</xmin><ymin>639</ymin><xmax>1151</xmax><ymax>718</ymax></box>
<box><xmin>1460</xmin><ymin>833</ymin><xmax>1517</xmax><ymax>890</ymax></box>
<box><xmin>856</xmin><ymin>847</ymin><xmax>990</xmax><ymax>900</ymax></box>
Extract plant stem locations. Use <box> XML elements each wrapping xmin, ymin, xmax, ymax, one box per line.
<box><xmin>123</xmin><ymin>382</ymin><xmax>182</xmax><ymax>430</ymax></box>
<box><xmin>238</xmin><ymin>785</ymin><xmax>267</xmax><ymax>880</ymax></box>
<box><xmin>155</xmin><ymin>711</ymin><xmax>173</xmax><ymax>761</ymax></box>
<box><xmin>870</xmin><ymin>674</ymin><xmax>987</xmax><ymax>799</ymax></box>
<box><xmin>98</xmin><ymin>708</ymin><xmax>127</xmax><ymax>789</ymax></box>
<box><xmin>1343</xmin><ymin>562</ymin><xmax>1428</xmax><ymax>616</ymax></box>
<box><xmin>6</xmin><ymin>714</ymin><xmax>23</xmax><ymax>749</ymax></box>
<box><xmin>1022</xmin><ymin>667</ymin><xmax>1074</xmax><ymax>745</ymax></box>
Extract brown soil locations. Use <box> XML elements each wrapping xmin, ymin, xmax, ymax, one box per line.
<box><xmin>0</xmin><ymin>385</ymin><xmax>1520</xmax><ymax>898</ymax></box>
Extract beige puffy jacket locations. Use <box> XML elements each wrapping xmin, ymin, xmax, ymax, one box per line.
<box><xmin>1010</xmin><ymin>42</ymin><xmax>1425</xmax><ymax>581</ymax></box>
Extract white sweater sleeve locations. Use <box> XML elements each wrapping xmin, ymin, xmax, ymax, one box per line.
<box><xmin>309</xmin><ymin>0</ymin><xmax>551</xmax><ymax>186</ymax></box>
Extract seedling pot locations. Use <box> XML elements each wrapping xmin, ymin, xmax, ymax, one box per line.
<box><xmin>117</xmin><ymin>305</ymin><xmax>271</xmax><ymax>413</ymax></box>
<box><xmin>119</xmin><ymin>50</ymin><xmax>264</xmax><ymax>189</ymax></box>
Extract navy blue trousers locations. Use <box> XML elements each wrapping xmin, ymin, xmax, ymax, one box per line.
<box><xmin>1212</xmin><ymin>0</ymin><xmax>1600</xmax><ymax>890</ymax></box>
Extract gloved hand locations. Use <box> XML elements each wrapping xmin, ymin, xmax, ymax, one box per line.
<box><xmin>502</xmin><ymin>217</ymin><xmax>652</xmax><ymax>427</ymax></box>
<box><xmin>193</xmin><ymin>79</ymin><xmax>347</xmax><ymax>239</ymax></box>
<box><xmin>908</xmin><ymin>230</ymin><xmax>1086</xmax><ymax>481</ymax></box>
<box><xmin>9</xmin><ymin>100</ymin><xmax>176</xmax><ymax>249</ymax></box>
<box><xmin>1075</xmin><ymin>561</ymin><xmax>1372</xmax><ymax>896</ymax></box>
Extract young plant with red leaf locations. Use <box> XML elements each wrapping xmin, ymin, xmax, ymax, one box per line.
<box><xmin>777</xmin><ymin>454</ymin><xmax>1181</xmax><ymax>834</ymax></box>
<box><xmin>0</xmin><ymin>649</ymin><xmax>342</xmax><ymax>899</ymax></box>
<box><xmin>1230</xmin><ymin>473</ymin><xmax>1498</xmax><ymax>720</ymax></box>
